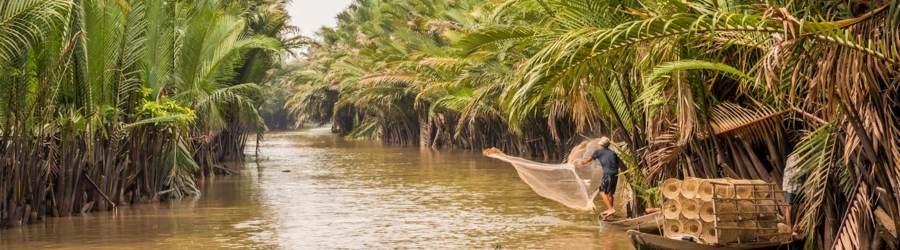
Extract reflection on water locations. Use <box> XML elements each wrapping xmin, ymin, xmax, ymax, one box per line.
<box><xmin>0</xmin><ymin>127</ymin><xmax>632</xmax><ymax>249</ymax></box>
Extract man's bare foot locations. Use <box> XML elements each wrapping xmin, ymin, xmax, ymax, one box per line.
<box><xmin>600</xmin><ymin>209</ymin><xmax>616</xmax><ymax>219</ymax></box>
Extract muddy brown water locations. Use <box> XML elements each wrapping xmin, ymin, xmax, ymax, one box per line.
<box><xmin>0</xmin><ymin>127</ymin><xmax>632</xmax><ymax>249</ymax></box>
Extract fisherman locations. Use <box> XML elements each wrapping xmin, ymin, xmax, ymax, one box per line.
<box><xmin>575</xmin><ymin>137</ymin><xmax>621</xmax><ymax>219</ymax></box>
<box><xmin>783</xmin><ymin>153</ymin><xmax>802</xmax><ymax>239</ymax></box>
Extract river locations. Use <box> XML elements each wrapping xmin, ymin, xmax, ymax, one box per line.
<box><xmin>0</xmin><ymin>127</ymin><xmax>631</xmax><ymax>249</ymax></box>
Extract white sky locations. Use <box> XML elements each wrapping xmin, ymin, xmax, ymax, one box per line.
<box><xmin>286</xmin><ymin>0</ymin><xmax>354</xmax><ymax>37</ymax></box>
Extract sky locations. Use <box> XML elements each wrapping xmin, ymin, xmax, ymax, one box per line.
<box><xmin>286</xmin><ymin>0</ymin><xmax>354</xmax><ymax>37</ymax></box>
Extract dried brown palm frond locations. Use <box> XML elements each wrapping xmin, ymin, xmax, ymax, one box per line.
<box><xmin>643</xmin><ymin>125</ymin><xmax>686</xmax><ymax>182</ymax></box>
<box><xmin>784</xmin><ymin>8</ymin><xmax>900</xmax><ymax>243</ymax></box>
<box><xmin>357</xmin><ymin>72</ymin><xmax>418</xmax><ymax>86</ymax></box>
<box><xmin>831</xmin><ymin>182</ymin><xmax>874</xmax><ymax>250</ymax></box>
<box><xmin>708</xmin><ymin>102</ymin><xmax>788</xmax><ymax>144</ymax></box>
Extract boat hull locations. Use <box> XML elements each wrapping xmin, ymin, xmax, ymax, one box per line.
<box><xmin>599</xmin><ymin>212</ymin><xmax>663</xmax><ymax>234</ymax></box>
<box><xmin>627</xmin><ymin>230</ymin><xmax>790</xmax><ymax>250</ymax></box>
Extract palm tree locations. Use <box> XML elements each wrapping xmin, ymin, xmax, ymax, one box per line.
<box><xmin>287</xmin><ymin>0</ymin><xmax>900</xmax><ymax>248</ymax></box>
<box><xmin>169</xmin><ymin>0</ymin><xmax>280</xmax><ymax>175</ymax></box>
<box><xmin>483</xmin><ymin>0</ymin><xmax>899</xmax><ymax>248</ymax></box>
<box><xmin>0</xmin><ymin>0</ymin><xmax>290</xmax><ymax>227</ymax></box>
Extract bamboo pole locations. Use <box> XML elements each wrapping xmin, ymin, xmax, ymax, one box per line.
<box><xmin>83</xmin><ymin>172</ymin><xmax>116</xmax><ymax>209</ymax></box>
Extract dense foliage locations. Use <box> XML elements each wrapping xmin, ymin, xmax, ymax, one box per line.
<box><xmin>0</xmin><ymin>0</ymin><xmax>295</xmax><ymax>227</ymax></box>
<box><xmin>284</xmin><ymin>0</ymin><xmax>900</xmax><ymax>248</ymax></box>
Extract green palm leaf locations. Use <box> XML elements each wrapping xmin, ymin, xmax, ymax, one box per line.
<box><xmin>0</xmin><ymin>0</ymin><xmax>72</xmax><ymax>63</ymax></box>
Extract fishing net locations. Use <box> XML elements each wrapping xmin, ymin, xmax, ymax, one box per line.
<box><xmin>482</xmin><ymin>138</ymin><xmax>608</xmax><ymax>211</ymax></box>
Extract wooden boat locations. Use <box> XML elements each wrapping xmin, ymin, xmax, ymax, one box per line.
<box><xmin>598</xmin><ymin>212</ymin><xmax>663</xmax><ymax>233</ymax></box>
<box><xmin>627</xmin><ymin>230</ymin><xmax>791</xmax><ymax>250</ymax></box>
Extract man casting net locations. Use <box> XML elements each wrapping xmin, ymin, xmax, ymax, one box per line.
<box><xmin>482</xmin><ymin>138</ymin><xmax>614</xmax><ymax>212</ymax></box>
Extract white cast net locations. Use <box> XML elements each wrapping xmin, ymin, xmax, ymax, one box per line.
<box><xmin>483</xmin><ymin>138</ymin><xmax>607</xmax><ymax>211</ymax></box>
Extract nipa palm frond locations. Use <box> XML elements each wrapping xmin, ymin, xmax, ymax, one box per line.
<box><xmin>358</xmin><ymin>72</ymin><xmax>417</xmax><ymax>86</ymax></box>
<box><xmin>831</xmin><ymin>182</ymin><xmax>873</xmax><ymax>250</ymax></box>
<box><xmin>0</xmin><ymin>0</ymin><xmax>72</xmax><ymax>63</ymax></box>
<box><xmin>709</xmin><ymin>102</ymin><xmax>789</xmax><ymax>143</ymax></box>
<box><xmin>794</xmin><ymin>124</ymin><xmax>841</xmax><ymax>249</ymax></box>
<box><xmin>454</xmin><ymin>26</ymin><xmax>537</xmax><ymax>56</ymax></box>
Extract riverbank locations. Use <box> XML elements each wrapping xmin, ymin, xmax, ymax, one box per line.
<box><xmin>0</xmin><ymin>127</ymin><xmax>630</xmax><ymax>249</ymax></box>
<box><xmin>0</xmin><ymin>0</ymin><xmax>294</xmax><ymax>229</ymax></box>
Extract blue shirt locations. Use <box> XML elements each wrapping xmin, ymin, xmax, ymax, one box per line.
<box><xmin>591</xmin><ymin>148</ymin><xmax>620</xmax><ymax>174</ymax></box>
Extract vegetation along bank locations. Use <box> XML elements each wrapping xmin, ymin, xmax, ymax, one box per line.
<box><xmin>277</xmin><ymin>0</ymin><xmax>900</xmax><ymax>249</ymax></box>
<box><xmin>1</xmin><ymin>0</ymin><xmax>300</xmax><ymax>227</ymax></box>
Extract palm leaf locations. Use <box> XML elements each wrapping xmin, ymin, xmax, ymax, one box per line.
<box><xmin>358</xmin><ymin>72</ymin><xmax>417</xmax><ymax>86</ymax></box>
<box><xmin>709</xmin><ymin>102</ymin><xmax>788</xmax><ymax>139</ymax></box>
<box><xmin>795</xmin><ymin>124</ymin><xmax>843</xmax><ymax>250</ymax></box>
<box><xmin>122</xmin><ymin>114</ymin><xmax>194</xmax><ymax>129</ymax></box>
<box><xmin>831</xmin><ymin>182</ymin><xmax>873</xmax><ymax>250</ymax></box>
<box><xmin>646</xmin><ymin>59</ymin><xmax>755</xmax><ymax>84</ymax></box>
<box><xmin>0</xmin><ymin>0</ymin><xmax>72</xmax><ymax>63</ymax></box>
<box><xmin>454</xmin><ymin>26</ymin><xmax>537</xmax><ymax>55</ymax></box>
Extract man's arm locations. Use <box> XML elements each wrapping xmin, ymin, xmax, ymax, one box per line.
<box><xmin>574</xmin><ymin>158</ymin><xmax>590</xmax><ymax>167</ymax></box>
<box><xmin>575</xmin><ymin>150</ymin><xmax>602</xmax><ymax>167</ymax></box>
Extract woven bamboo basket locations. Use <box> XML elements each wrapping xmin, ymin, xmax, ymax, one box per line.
<box><xmin>717</xmin><ymin>201</ymin><xmax>739</xmax><ymax>221</ymax></box>
<box><xmin>681</xmin><ymin>199</ymin><xmax>701</xmax><ymax>220</ymax></box>
<box><xmin>758</xmin><ymin>221</ymin><xmax>779</xmax><ymax>235</ymax></box>
<box><xmin>701</xmin><ymin>222</ymin><xmax>718</xmax><ymax>244</ymax></box>
<box><xmin>662</xmin><ymin>178</ymin><xmax>683</xmax><ymax>200</ymax></box>
<box><xmin>731</xmin><ymin>180</ymin><xmax>755</xmax><ymax>198</ymax></box>
<box><xmin>698</xmin><ymin>181</ymin><xmax>734</xmax><ymax>201</ymax></box>
<box><xmin>683</xmin><ymin>219</ymin><xmax>704</xmax><ymax>236</ymax></box>
<box><xmin>775</xmin><ymin>223</ymin><xmax>791</xmax><ymax>242</ymax></box>
<box><xmin>757</xmin><ymin>199</ymin><xmax>777</xmax><ymax>218</ymax></box>
<box><xmin>739</xmin><ymin>220</ymin><xmax>759</xmax><ymax>242</ymax></box>
<box><xmin>662</xmin><ymin>178</ymin><xmax>788</xmax><ymax>245</ymax></box>
<box><xmin>681</xmin><ymin>178</ymin><xmax>701</xmax><ymax>199</ymax></box>
<box><xmin>663</xmin><ymin>198</ymin><xmax>682</xmax><ymax>220</ymax></box>
<box><xmin>736</xmin><ymin>200</ymin><xmax>757</xmax><ymax>220</ymax></box>
<box><xmin>699</xmin><ymin>201</ymin><xmax>716</xmax><ymax>222</ymax></box>
<box><xmin>664</xmin><ymin>219</ymin><xmax>684</xmax><ymax>237</ymax></box>
<box><xmin>717</xmin><ymin>222</ymin><xmax>740</xmax><ymax>243</ymax></box>
<box><xmin>748</xmin><ymin>179</ymin><xmax>768</xmax><ymax>185</ymax></box>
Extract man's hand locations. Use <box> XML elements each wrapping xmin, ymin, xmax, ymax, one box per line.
<box><xmin>574</xmin><ymin>158</ymin><xmax>588</xmax><ymax>167</ymax></box>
